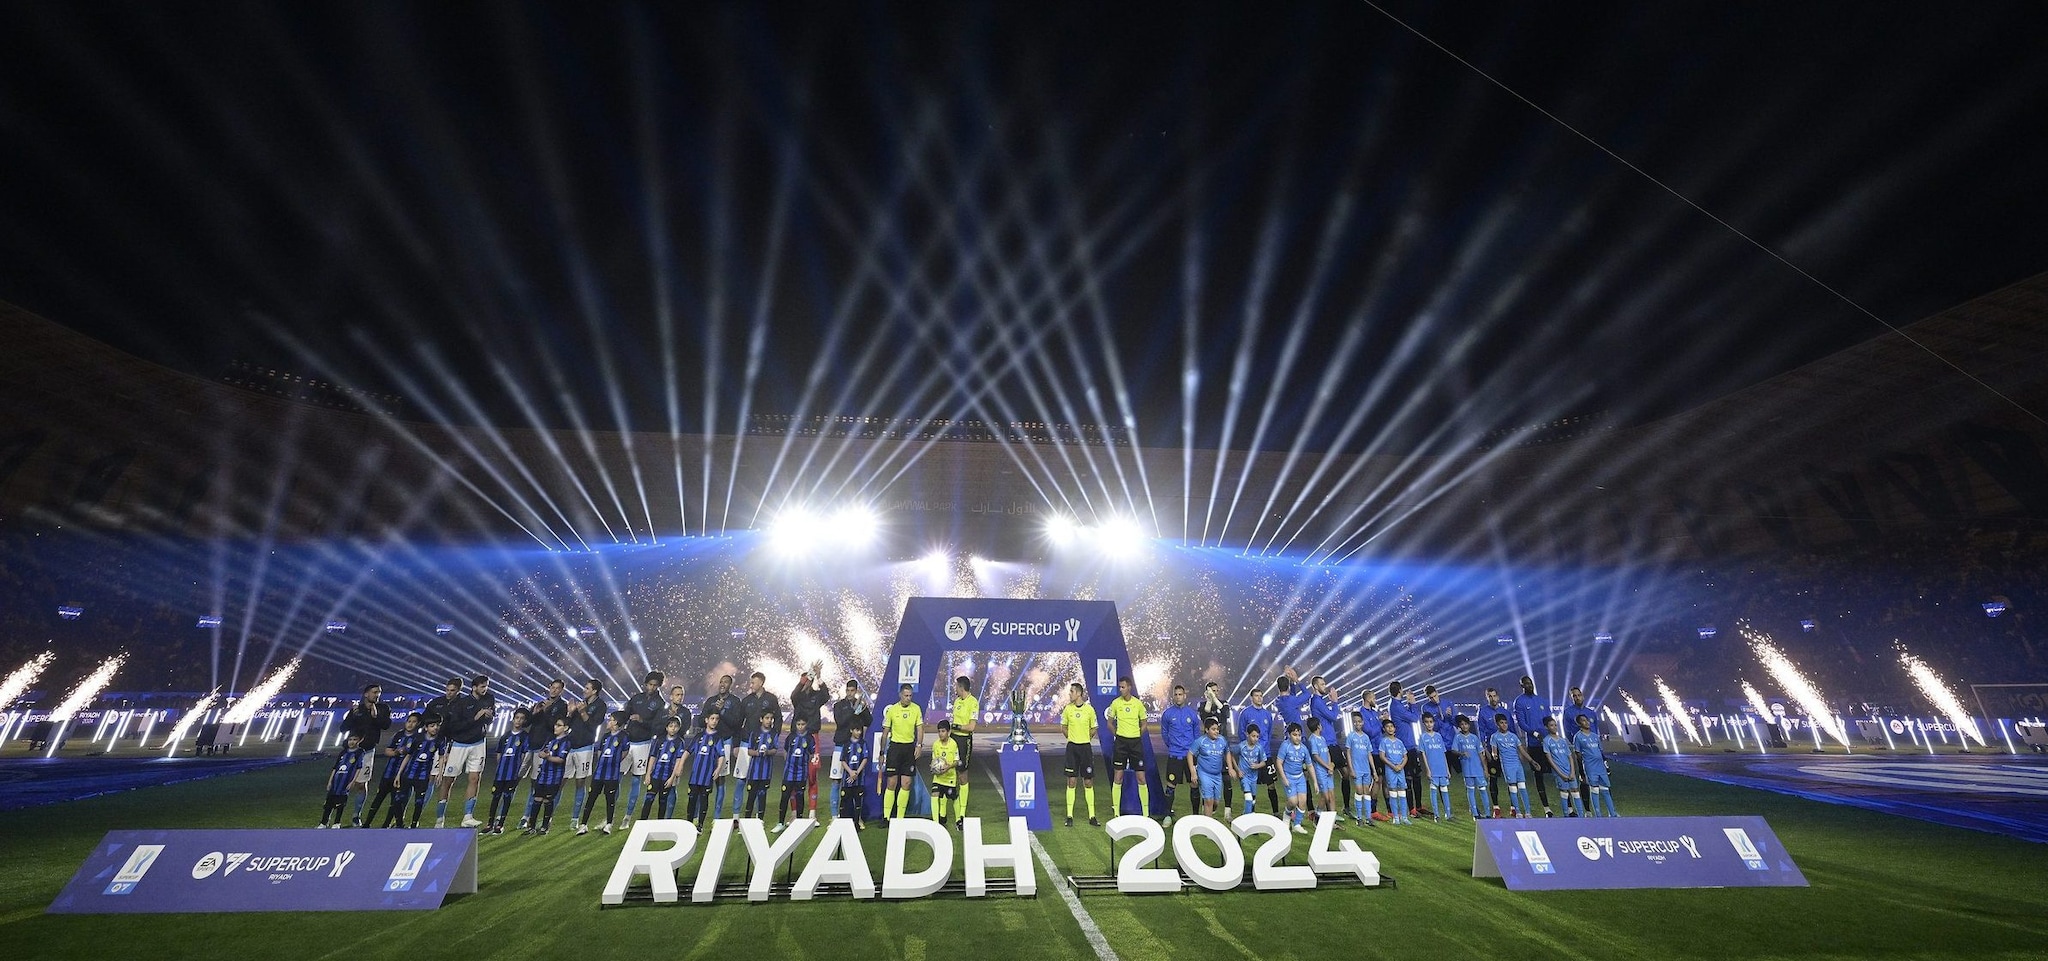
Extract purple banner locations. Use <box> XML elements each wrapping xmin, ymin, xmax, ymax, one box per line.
<box><xmin>1473</xmin><ymin>816</ymin><xmax>1806</xmax><ymax>890</ymax></box>
<box><xmin>49</xmin><ymin>829</ymin><xmax>477</xmax><ymax>913</ymax></box>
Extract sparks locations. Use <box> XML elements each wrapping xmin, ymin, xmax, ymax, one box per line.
<box><xmin>1896</xmin><ymin>642</ymin><xmax>1986</xmax><ymax>747</ymax></box>
<box><xmin>50</xmin><ymin>654</ymin><xmax>127</xmax><ymax>723</ymax></box>
<box><xmin>223</xmin><ymin>657</ymin><xmax>302</xmax><ymax>725</ymax></box>
<box><xmin>1742</xmin><ymin>623</ymin><xmax>1850</xmax><ymax>746</ymax></box>
<box><xmin>1739</xmin><ymin>678</ymin><xmax>1774</xmax><ymax>721</ymax></box>
<box><xmin>1652</xmin><ymin>675</ymin><xmax>1704</xmax><ymax>743</ymax></box>
<box><xmin>0</xmin><ymin>651</ymin><xmax>56</xmax><ymax>712</ymax></box>
<box><xmin>1615</xmin><ymin>688</ymin><xmax>1662</xmax><ymax>742</ymax></box>
<box><xmin>161</xmin><ymin>689</ymin><xmax>221</xmax><ymax>751</ymax></box>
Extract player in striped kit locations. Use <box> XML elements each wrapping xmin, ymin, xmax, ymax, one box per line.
<box><xmin>684</xmin><ymin>713</ymin><xmax>724</xmax><ymax>827</ymax></box>
<box><xmin>318</xmin><ymin>734</ymin><xmax>370</xmax><ymax>828</ymax></box>
<box><xmin>362</xmin><ymin>714</ymin><xmax>419</xmax><ymax>828</ymax></box>
<box><xmin>484</xmin><ymin>708</ymin><xmax>532</xmax><ymax>835</ymax></box>
<box><xmin>576</xmin><ymin>711</ymin><xmax>630</xmax><ymax>835</ymax></box>
<box><xmin>524</xmin><ymin>717</ymin><xmax>572</xmax><ymax>836</ymax></box>
<box><xmin>774</xmin><ymin>717</ymin><xmax>817</xmax><ymax>830</ymax></box>
<box><xmin>743</xmin><ymin>711</ymin><xmax>780</xmax><ymax>819</ymax></box>
<box><xmin>641</xmin><ymin>716</ymin><xmax>687</xmax><ymax>821</ymax></box>
<box><xmin>386</xmin><ymin>718</ymin><xmax>445</xmax><ymax>828</ymax></box>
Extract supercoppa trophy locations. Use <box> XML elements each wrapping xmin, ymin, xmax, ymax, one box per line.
<box><xmin>1007</xmin><ymin>688</ymin><xmax>1032</xmax><ymax>745</ymax></box>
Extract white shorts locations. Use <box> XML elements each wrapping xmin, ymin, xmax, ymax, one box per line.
<box><xmin>565</xmin><ymin>747</ymin><xmax>595</xmax><ymax>780</ymax></box>
<box><xmin>732</xmin><ymin>748</ymin><xmax>753</xmax><ymax>781</ymax></box>
<box><xmin>627</xmin><ymin>741</ymin><xmax>652</xmax><ymax>777</ymax></box>
<box><xmin>440</xmin><ymin>741</ymin><xmax>486</xmax><ymax>777</ymax></box>
<box><xmin>830</xmin><ymin>747</ymin><xmax>845</xmax><ymax>780</ymax></box>
<box><xmin>521</xmin><ymin>751</ymin><xmax>542</xmax><ymax>780</ymax></box>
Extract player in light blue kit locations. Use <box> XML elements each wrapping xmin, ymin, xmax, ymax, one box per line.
<box><xmin>1377</xmin><ymin>719</ymin><xmax>1412</xmax><ymax>824</ymax></box>
<box><xmin>1573</xmin><ymin>714</ymin><xmax>1619</xmax><ymax>816</ymax></box>
<box><xmin>1304</xmin><ymin>717</ymin><xmax>1335</xmax><ymax>818</ymax></box>
<box><xmin>1451</xmin><ymin>715</ymin><xmax>1489</xmax><ymax>819</ymax></box>
<box><xmin>1345</xmin><ymin>710</ymin><xmax>1377</xmax><ymax>827</ymax></box>
<box><xmin>1231</xmin><ymin>725</ymin><xmax>1269</xmax><ymax>817</ymax></box>
<box><xmin>1418</xmin><ymin>711</ymin><xmax>1453</xmax><ymax>822</ymax></box>
<box><xmin>1541</xmin><ymin>717</ymin><xmax>1583</xmax><ymax>817</ymax></box>
<box><xmin>1192</xmin><ymin>718</ymin><xmax>1230</xmax><ymax>818</ymax></box>
<box><xmin>1277</xmin><ymin>723</ymin><xmax>1312</xmax><ymax>834</ymax></box>
<box><xmin>1487</xmin><ymin>713</ymin><xmax>1532</xmax><ymax>817</ymax></box>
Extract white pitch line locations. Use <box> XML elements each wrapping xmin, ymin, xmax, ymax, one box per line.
<box><xmin>987</xmin><ymin>768</ymin><xmax>1119</xmax><ymax>961</ymax></box>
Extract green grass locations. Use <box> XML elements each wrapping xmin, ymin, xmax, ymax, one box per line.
<box><xmin>3</xmin><ymin>755</ymin><xmax>2045</xmax><ymax>961</ymax></box>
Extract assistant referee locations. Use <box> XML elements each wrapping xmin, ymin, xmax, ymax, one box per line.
<box><xmin>881</xmin><ymin>683</ymin><xmax>923</xmax><ymax>821</ymax></box>
<box><xmin>949</xmin><ymin>676</ymin><xmax>978</xmax><ymax>819</ymax></box>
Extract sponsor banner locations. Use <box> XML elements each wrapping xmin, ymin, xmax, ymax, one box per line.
<box><xmin>1473</xmin><ymin>816</ymin><xmax>1805</xmax><ymax>891</ymax></box>
<box><xmin>997</xmin><ymin>743</ymin><xmax>1053</xmax><ymax>831</ymax></box>
<box><xmin>49</xmin><ymin>829</ymin><xmax>477</xmax><ymax>913</ymax></box>
<box><xmin>923</xmin><ymin>598</ymin><xmax>1099</xmax><ymax>652</ymax></box>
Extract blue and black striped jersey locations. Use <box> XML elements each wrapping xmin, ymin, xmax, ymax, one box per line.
<box><xmin>591</xmin><ymin>731</ymin><xmax>629</xmax><ymax>782</ymax></box>
<box><xmin>783</xmin><ymin>731</ymin><xmax>815</xmax><ymax>782</ymax></box>
<box><xmin>534</xmin><ymin>735</ymin><xmax>572</xmax><ymax>787</ymax></box>
<box><xmin>649</xmin><ymin>735</ymin><xmax>686</xmax><ymax>783</ymax></box>
<box><xmin>326</xmin><ymin>746</ymin><xmax>369</xmax><ymax>795</ymax></box>
<box><xmin>492</xmin><ymin>731</ymin><xmax>531</xmax><ymax>783</ymax></box>
<box><xmin>686</xmin><ymin>733</ymin><xmax>723</xmax><ymax>787</ymax></box>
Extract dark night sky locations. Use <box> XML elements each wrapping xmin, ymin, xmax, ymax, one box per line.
<box><xmin>3</xmin><ymin>1</ymin><xmax>2045</xmax><ymax>453</ymax></box>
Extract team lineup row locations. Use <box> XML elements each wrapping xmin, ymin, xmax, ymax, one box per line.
<box><xmin>308</xmin><ymin>668</ymin><xmax>1623</xmax><ymax>835</ymax></box>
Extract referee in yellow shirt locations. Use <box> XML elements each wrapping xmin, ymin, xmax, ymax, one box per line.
<box><xmin>881</xmin><ymin>683</ymin><xmax>923</xmax><ymax>820</ymax></box>
<box><xmin>1106</xmin><ymin>676</ymin><xmax>1151</xmax><ymax>819</ymax></box>
<box><xmin>949</xmin><ymin>676</ymin><xmax>978</xmax><ymax>819</ymax></box>
<box><xmin>1060</xmin><ymin>682</ymin><xmax>1098</xmax><ymax>826</ymax></box>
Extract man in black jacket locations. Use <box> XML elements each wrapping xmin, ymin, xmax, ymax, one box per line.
<box><xmin>732</xmin><ymin>672</ymin><xmax>781</xmax><ymax>816</ymax></box>
<box><xmin>624</xmin><ymin>671</ymin><xmax>668</xmax><ymax>822</ymax></box>
<box><xmin>829</xmin><ymin>679</ymin><xmax>869</xmax><ymax>817</ymax></box>
<box><xmin>342</xmin><ymin>682</ymin><xmax>392</xmax><ymax>745</ymax></box>
<box><xmin>663</xmin><ymin>683</ymin><xmax>692</xmax><ymax>734</ymax></box>
<box><xmin>432</xmin><ymin>674</ymin><xmax>496</xmax><ymax>828</ymax></box>
<box><xmin>417</xmin><ymin>676</ymin><xmax>466</xmax><ymax>819</ymax></box>
<box><xmin>565</xmin><ymin>678</ymin><xmax>606</xmax><ymax>830</ymax></box>
<box><xmin>339</xmin><ymin>683</ymin><xmax>391</xmax><ymax>826</ymax></box>
<box><xmin>520</xmin><ymin>679</ymin><xmax>568</xmax><ymax>829</ymax></box>
<box><xmin>789</xmin><ymin>667</ymin><xmax>829</xmax><ymax>735</ymax></box>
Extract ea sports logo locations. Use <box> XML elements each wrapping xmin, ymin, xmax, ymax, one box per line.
<box><xmin>192</xmin><ymin>851</ymin><xmax>225</xmax><ymax>879</ymax></box>
<box><xmin>1577</xmin><ymin>836</ymin><xmax>1601</xmax><ymax>861</ymax></box>
<box><xmin>944</xmin><ymin>617</ymin><xmax>967</xmax><ymax>642</ymax></box>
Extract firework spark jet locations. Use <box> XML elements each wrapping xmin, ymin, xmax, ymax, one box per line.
<box><xmin>1652</xmin><ymin>675</ymin><xmax>1703</xmax><ymax>743</ymax></box>
<box><xmin>224</xmin><ymin>657</ymin><xmax>303</xmax><ymax>725</ymax></box>
<box><xmin>0</xmin><ymin>651</ymin><xmax>55</xmax><ymax>712</ymax></box>
<box><xmin>1742</xmin><ymin>624</ymin><xmax>1850</xmax><ymax>747</ymax></box>
<box><xmin>1896</xmin><ymin>643</ymin><xmax>1985</xmax><ymax>747</ymax></box>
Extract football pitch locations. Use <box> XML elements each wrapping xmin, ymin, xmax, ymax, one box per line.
<box><xmin>5</xmin><ymin>756</ymin><xmax>2046</xmax><ymax>961</ymax></box>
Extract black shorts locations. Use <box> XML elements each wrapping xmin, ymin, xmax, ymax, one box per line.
<box><xmin>1112</xmin><ymin>736</ymin><xmax>1145</xmax><ymax>771</ymax></box>
<box><xmin>1164</xmin><ymin>757</ymin><xmax>1189</xmax><ymax>785</ymax></box>
<box><xmin>1523</xmin><ymin>735</ymin><xmax>1552</xmax><ymax>774</ymax></box>
<box><xmin>1330</xmin><ymin>750</ymin><xmax>1351</xmax><ymax>775</ymax></box>
<box><xmin>931</xmin><ymin>783</ymin><xmax>958</xmax><ymax>800</ymax></box>
<box><xmin>952</xmin><ymin>734</ymin><xmax>974</xmax><ymax>772</ymax></box>
<box><xmin>1257</xmin><ymin>759</ymin><xmax>1277</xmax><ymax>784</ymax></box>
<box><xmin>1064</xmin><ymin>742</ymin><xmax>1094</xmax><ymax>779</ymax></box>
<box><xmin>533</xmin><ymin>782</ymin><xmax>562</xmax><ymax>800</ymax></box>
<box><xmin>885</xmin><ymin>742</ymin><xmax>918</xmax><ymax>777</ymax></box>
